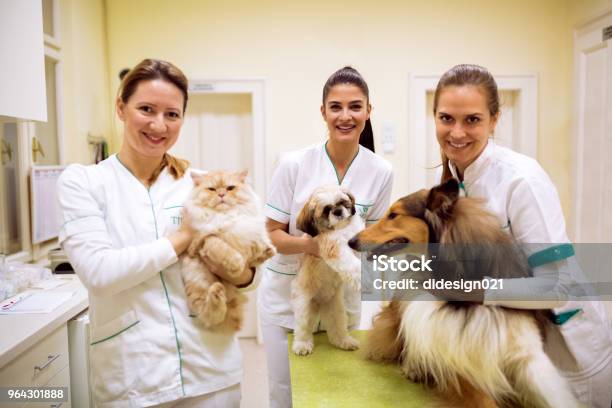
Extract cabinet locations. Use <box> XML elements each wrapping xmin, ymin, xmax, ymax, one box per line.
<box><xmin>0</xmin><ymin>325</ymin><xmax>71</xmax><ymax>408</ymax></box>
<box><xmin>0</xmin><ymin>0</ymin><xmax>47</xmax><ymax>122</ymax></box>
<box><xmin>0</xmin><ymin>276</ymin><xmax>88</xmax><ymax>408</ymax></box>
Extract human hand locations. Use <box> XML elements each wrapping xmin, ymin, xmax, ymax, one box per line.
<box><xmin>427</xmin><ymin>283</ymin><xmax>485</xmax><ymax>303</ymax></box>
<box><xmin>302</xmin><ymin>233</ymin><xmax>320</xmax><ymax>257</ymax></box>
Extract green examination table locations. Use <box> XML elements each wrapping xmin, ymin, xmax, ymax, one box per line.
<box><xmin>288</xmin><ymin>331</ymin><xmax>432</xmax><ymax>407</ymax></box>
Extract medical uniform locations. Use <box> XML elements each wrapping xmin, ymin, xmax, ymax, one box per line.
<box><xmin>258</xmin><ymin>141</ymin><xmax>393</xmax><ymax>408</ymax></box>
<box><xmin>446</xmin><ymin>139</ymin><xmax>612</xmax><ymax>408</ymax></box>
<box><xmin>58</xmin><ymin>155</ymin><xmax>252</xmax><ymax>408</ymax></box>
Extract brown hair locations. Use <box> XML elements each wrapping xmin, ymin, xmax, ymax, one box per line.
<box><xmin>322</xmin><ymin>66</ymin><xmax>375</xmax><ymax>152</ymax></box>
<box><xmin>433</xmin><ymin>64</ymin><xmax>499</xmax><ymax>181</ymax></box>
<box><xmin>118</xmin><ymin>58</ymin><xmax>190</xmax><ymax>183</ymax></box>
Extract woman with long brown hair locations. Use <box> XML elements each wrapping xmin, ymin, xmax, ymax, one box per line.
<box><xmin>432</xmin><ymin>63</ymin><xmax>611</xmax><ymax>407</ymax></box>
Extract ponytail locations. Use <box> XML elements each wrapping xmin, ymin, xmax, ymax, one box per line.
<box><xmin>149</xmin><ymin>153</ymin><xmax>190</xmax><ymax>184</ymax></box>
<box><xmin>440</xmin><ymin>152</ymin><xmax>453</xmax><ymax>183</ymax></box>
<box><xmin>359</xmin><ymin>119</ymin><xmax>375</xmax><ymax>152</ymax></box>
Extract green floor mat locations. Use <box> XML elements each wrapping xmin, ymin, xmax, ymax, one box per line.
<box><xmin>289</xmin><ymin>330</ymin><xmax>432</xmax><ymax>407</ymax></box>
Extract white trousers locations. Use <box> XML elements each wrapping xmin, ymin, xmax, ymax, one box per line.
<box><xmin>261</xmin><ymin>322</ymin><xmax>293</xmax><ymax>408</ymax></box>
<box><xmin>154</xmin><ymin>383</ymin><xmax>241</xmax><ymax>408</ymax></box>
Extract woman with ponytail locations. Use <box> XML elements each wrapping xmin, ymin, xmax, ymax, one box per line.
<box><xmin>258</xmin><ymin>66</ymin><xmax>393</xmax><ymax>407</ymax></box>
<box><xmin>432</xmin><ymin>64</ymin><xmax>611</xmax><ymax>407</ymax></box>
<box><xmin>58</xmin><ymin>59</ymin><xmax>253</xmax><ymax>407</ymax></box>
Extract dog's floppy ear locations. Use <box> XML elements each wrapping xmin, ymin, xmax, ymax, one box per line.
<box><xmin>297</xmin><ymin>198</ymin><xmax>319</xmax><ymax>237</ymax></box>
<box><xmin>344</xmin><ymin>188</ymin><xmax>357</xmax><ymax>216</ymax></box>
<box><xmin>426</xmin><ymin>178</ymin><xmax>459</xmax><ymax>220</ymax></box>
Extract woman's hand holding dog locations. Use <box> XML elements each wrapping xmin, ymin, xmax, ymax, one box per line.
<box><xmin>301</xmin><ymin>233</ymin><xmax>320</xmax><ymax>257</ymax></box>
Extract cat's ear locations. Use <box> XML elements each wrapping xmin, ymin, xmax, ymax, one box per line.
<box><xmin>238</xmin><ymin>170</ymin><xmax>248</xmax><ymax>183</ymax></box>
<box><xmin>297</xmin><ymin>197</ymin><xmax>318</xmax><ymax>237</ymax></box>
<box><xmin>191</xmin><ymin>172</ymin><xmax>204</xmax><ymax>186</ymax></box>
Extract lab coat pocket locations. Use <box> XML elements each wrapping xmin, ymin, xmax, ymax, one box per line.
<box><xmin>162</xmin><ymin>205</ymin><xmax>183</xmax><ymax>235</ymax></box>
<box><xmin>555</xmin><ymin>301</ymin><xmax>612</xmax><ymax>375</ymax></box>
<box><xmin>90</xmin><ymin>310</ymin><xmax>140</xmax><ymax>345</ymax></box>
<box><xmin>89</xmin><ymin>310</ymin><xmax>144</xmax><ymax>404</ymax></box>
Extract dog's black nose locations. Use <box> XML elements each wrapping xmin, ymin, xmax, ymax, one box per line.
<box><xmin>348</xmin><ymin>236</ymin><xmax>359</xmax><ymax>250</ymax></box>
<box><xmin>333</xmin><ymin>208</ymin><xmax>343</xmax><ymax>217</ymax></box>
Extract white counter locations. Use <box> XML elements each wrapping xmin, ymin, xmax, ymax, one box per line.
<box><xmin>0</xmin><ymin>275</ymin><xmax>88</xmax><ymax>369</ymax></box>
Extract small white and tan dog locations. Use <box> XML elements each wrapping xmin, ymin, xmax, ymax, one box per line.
<box><xmin>291</xmin><ymin>185</ymin><xmax>364</xmax><ymax>356</ymax></box>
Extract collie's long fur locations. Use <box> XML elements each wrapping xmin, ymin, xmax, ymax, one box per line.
<box><xmin>291</xmin><ymin>185</ymin><xmax>364</xmax><ymax>355</ymax></box>
<box><xmin>349</xmin><ymin>179</ymin><xmax>580</xmax><ymax>408</ymax></box>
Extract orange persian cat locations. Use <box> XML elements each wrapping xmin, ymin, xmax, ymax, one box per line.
<box><xmin>181</xmin><ymin>170</ymin><xmax>275</xmax><ymax>332</ymax></box>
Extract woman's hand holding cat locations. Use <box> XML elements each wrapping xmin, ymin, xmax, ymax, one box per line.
<box><xmin>169</xmin><ymin>229</ymin><xmax>193</xmax><ymax>256</ymax></box>
<box><xmin>168</xmin><ymin>209</ymin><xmax>195</xmax><ymax>256</ymax></box>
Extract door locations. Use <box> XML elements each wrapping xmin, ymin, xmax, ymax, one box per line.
<box><xmin>573</xmin><ymin>13</ymin><xmax>612</xmax><ymax>243</ymax></box>
<box><xmin>170</xmin><ymin>92</ymin><xmax>258</xmax><ymax>338</ymax></box>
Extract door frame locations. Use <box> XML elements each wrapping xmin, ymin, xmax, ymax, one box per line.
<box><xmin>571</xmin><ymin>11</ymin><xmax>612</xmax><ymax>242</ymax></box>
<box><xmin>408</xmin><ymin>73</ymin><xmax>537</xmax><ymax>191</ymax></box>
<box><xmin>188</xmin><ymin>79</ymin><xmax>267</xmax><ymax>198</ymax></box>
<box><xmin>187</xmin><ymin>78</ymin><xmax>266</xmax><ymax>341</ymax></box>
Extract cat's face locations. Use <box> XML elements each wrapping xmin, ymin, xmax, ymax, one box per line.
<box><xmin>190</xmin><ymin>170</ymin><xmax>251</xmax><ymax>210</ymax></box>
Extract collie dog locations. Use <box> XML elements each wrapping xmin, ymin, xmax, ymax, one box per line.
<box><xmin>348</xmin><ymin>179</ymin><xmax>579</xmax><ymax>408</ymax></box>
<box><xmin>291</xmin><ymin>185</ymin><xmax>364</xmax><ymax>355</ymax></box>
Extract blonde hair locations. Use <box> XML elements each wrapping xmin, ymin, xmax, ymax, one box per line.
<box><xmin>118</xmin><ymin>58</ymin><xmax>190</xmax><ymax>183</ymax></box>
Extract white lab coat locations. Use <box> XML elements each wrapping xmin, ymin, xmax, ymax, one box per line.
<box><xmin>258</xmin><ymin>141</ymin><xmax>393</xmax><ymax>329</ymax></box>
<box><xmin>58</xmin><ymin>155</ymin><xmax>251</xmax><ymax>408</ymax></box>
<box><xmin>447</xmin><ymin>140</ymin><xmax>612</xmax><ymax>406</ymax></box>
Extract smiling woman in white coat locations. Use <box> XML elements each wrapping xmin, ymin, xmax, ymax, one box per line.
<box><xmin>258</xmin><ymin>66</ymin><xmax>394</xmax><ymax>408</ymax></box>
<box><xmin>432</xmin><ymin>64</ymin><xmax>612</xmax><ymax>408</ymax></box>
<box><xmin>57</xmin><ymin>59</ymin><xmax>256</xmax><ymax>408</ymax></box>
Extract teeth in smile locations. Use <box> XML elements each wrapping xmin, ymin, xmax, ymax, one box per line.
<box><xmin>144</xmin><ymin>133</ymin><xmax>163</xmax><ymax>141</ymax></box>
<box><xmin>450</xmin><ymin>142</ymin><xmax>467</xmax><ymax>148</ymax></box>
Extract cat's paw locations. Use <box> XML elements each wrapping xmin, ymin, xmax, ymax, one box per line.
<box><xmin>253</xmin><ymin>244</ymin><xmax>276</xmax><ymax>266</ymax></box>
<box><xmin>292</xmin><ymin>340</ymin><xmax>314</xmax><ymax>356</ymax></box>
<box><xmin>221</xmin><ymin>253</ymin><xmax>246</xmax><ymax>278</ymax></box>
<box><xmin>199</xmin><ymin>283</ymin><xmax>227</xmax><ymax>326</ymax></box>
<box><xmin>330</xmin><ymin>335</ymin><xmax>359</xmax><ymax>351</ymax></box>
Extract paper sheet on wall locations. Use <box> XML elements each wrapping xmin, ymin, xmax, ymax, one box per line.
<box><xmin>30</xmin><ymin>166</ymin><xmax>65</xmax><ymax>244</ymax></box>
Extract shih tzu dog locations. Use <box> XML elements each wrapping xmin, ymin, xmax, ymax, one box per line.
<box><xmin>291</xmin><ymin>185</ymin><xmax>364</xmax><ymax>355</ymax></box>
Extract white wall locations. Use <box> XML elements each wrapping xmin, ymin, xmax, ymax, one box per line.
<box><xmin>59</xmin><ymin>0</ymin><xmax>111</xmax><ymax>165</ymax></box>
<box><xmin>102</xmin><ymin>0</ymin><xmax>576</xmax><ymax>214</ymax></box>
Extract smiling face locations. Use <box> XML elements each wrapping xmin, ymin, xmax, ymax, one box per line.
<box><xmin>321</xmin><ymin>84</ymin><xmax>371</xmax><ymax>146</ymax></box>
<box><xmin>117</xmin><ymin>79</ymin><xmax>184</xmax><ymax>160</ymax></box>
<box><xmin>435</xmin><ymin>85</ymin><xmax>498</xmax><ymax>175</ymax></box>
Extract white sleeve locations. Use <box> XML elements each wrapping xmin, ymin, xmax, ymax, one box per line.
<box><xmin>367</xmin><ymin>164</ymin><xmax>393</xmax><ymax>224</ymax></box>
<box><xmin>264</xmin><ymin>154</ymin><xmax>298</xmax><ymax>224</ymax></box>
<box><xmin>484</xmin><ymin>176</ymin><xmax>573</xmax><ymax>309</ymax></box>
<box><xmin>58</xmin><ymin>165</ymin><xmax>178</xmax><ymax>297</ymax></box>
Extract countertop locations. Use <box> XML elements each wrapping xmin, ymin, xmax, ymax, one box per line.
<box><xmin>0</xmin><ymin>275</ymin><xmax>88</xmax><ymax>368</ymax></box>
